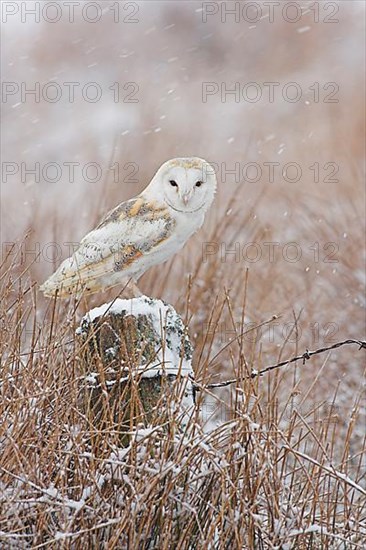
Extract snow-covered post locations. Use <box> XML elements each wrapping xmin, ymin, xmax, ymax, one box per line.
<box><xmin>76</xmin><ymin>296</ymin><xmax>195</xmax><ymax>444</ymax></box>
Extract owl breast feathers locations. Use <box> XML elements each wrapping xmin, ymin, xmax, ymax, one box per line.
<box><xmin>40</xmin><ymin>157</ymin><xmax>217</xmax><ymax>298</ymax></box>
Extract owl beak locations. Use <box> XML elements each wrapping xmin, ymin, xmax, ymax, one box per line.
<box><xmin>181</xmin><ymin>191</ymin><xmax>193</xmax><ymax>205</ymax></box>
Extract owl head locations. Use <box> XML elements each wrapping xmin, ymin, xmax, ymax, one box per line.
<box><xmin>148</xmin><ymin>157</ymin><xmax>217</xmax><ymax>214</ymax></box>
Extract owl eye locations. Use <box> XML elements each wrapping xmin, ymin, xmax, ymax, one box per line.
<box><xmin>169</xmin><ymin>180</ymin><xmax>178</xmax><ymax>187</ymax></box>
<box><xmin>195</xmin><ymin>181</ymin><xmax>203</xmax><ymax>187</ymax></box>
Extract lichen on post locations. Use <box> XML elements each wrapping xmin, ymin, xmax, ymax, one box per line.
<box><xmin>76</xmin><ymin>296</ymin><xmax>194</xmax><ymax>446</ymax></box>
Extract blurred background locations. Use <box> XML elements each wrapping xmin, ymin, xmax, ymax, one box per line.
<box><xmin>1</xmin><ymin>1</ymin><xmax>365</xmax><ymax>372</ymax></box>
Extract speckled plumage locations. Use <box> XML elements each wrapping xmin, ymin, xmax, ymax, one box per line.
<box><xmin>40</xmin><ymin>157</ymin><xmax>217</xmax><ymax>298</ymax></box>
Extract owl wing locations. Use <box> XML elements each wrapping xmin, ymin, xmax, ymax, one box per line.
<box><xmin>40</xmin><ymin>196</ymin><xmax>175</xmax><ymax>297</ymax></box>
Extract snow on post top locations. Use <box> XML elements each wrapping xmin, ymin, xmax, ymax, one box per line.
<box><xmin>77</xmin><ymin>295</ymin><xmax>193</xmax><ymax>378</ymax></box>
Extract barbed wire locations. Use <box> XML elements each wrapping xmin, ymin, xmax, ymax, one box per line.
<box><xmin>193</xmin><ymin>339</ymin><xmax>366</xmax><ymax>390</ymax></box>
<box><xmin>10</xmin><ymin>329</ymin><xmax>366</xmax><ymax>392</ymax></box>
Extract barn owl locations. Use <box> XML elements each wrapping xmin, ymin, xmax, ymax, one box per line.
<box><xmin>40</xmin><ymin>157</ymin><xmax>217</xmax><ymax>298</ymax></box>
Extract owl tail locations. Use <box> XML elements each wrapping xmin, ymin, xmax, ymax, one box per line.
<box><xmin>40</xmin><ymin>271</ymin><xmax>141</xmax><ymax>299</ymax></box>
<box><xmin>39</xmin><ymin>256</ymin><xmax>103</xmax><ymax>298</ymax></box>
<box><xmin>39</xmin><ymin>272</ymin><xmax>102</xmax><ymax>298</ymax></box>
<box><xmin>40</xmin><ymin>276</ymin><xmax>105</xmax><ymax>298</ymax></box>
